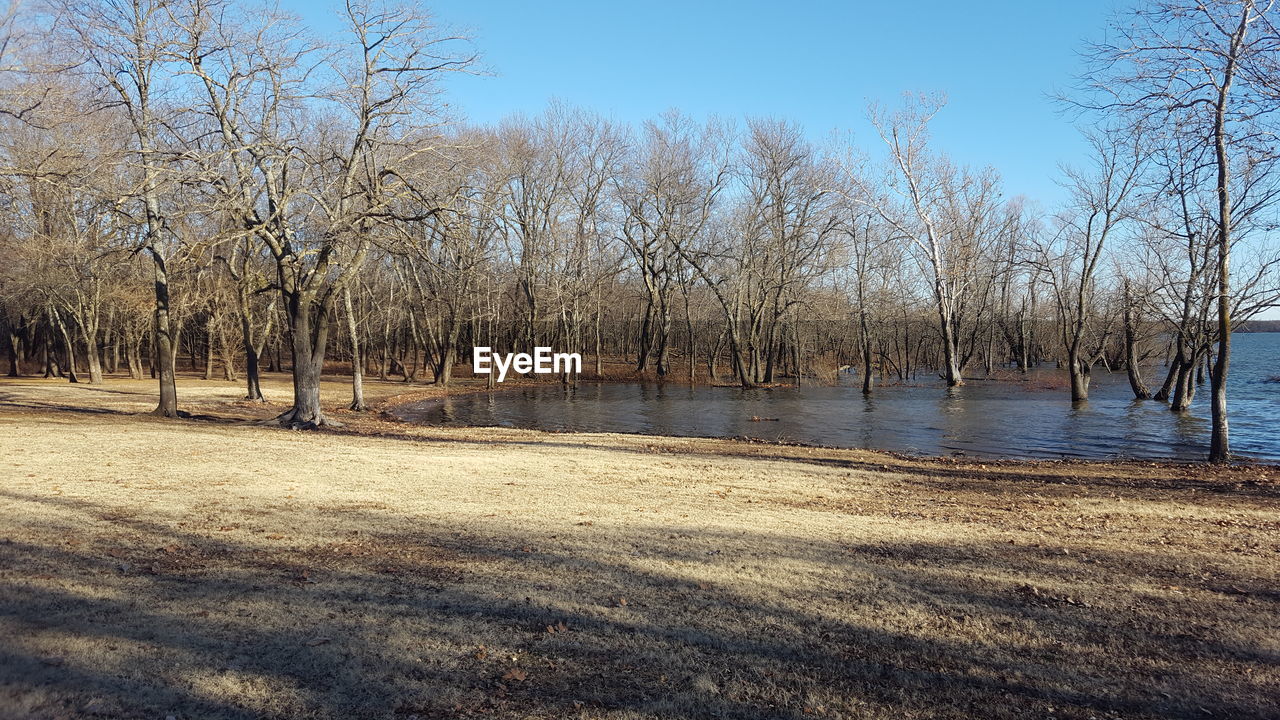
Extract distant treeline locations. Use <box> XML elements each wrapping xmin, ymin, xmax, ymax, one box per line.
<box><xmin>1236</xmin><ymin>320</ymin><xmax>1280</xmax><ymax>333</ymax></box>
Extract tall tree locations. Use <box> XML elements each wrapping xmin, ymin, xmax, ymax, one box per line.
<box><xmin>56</xmin><ymin>0</ymin><xmax>184</xmax><ymax>415</ymax></box>
<box><xmin>179</xmin><ymin>0</ymin><xmax>474</xmax><ymax>426</ymax></box>
<box><xmin>866</xmin><ymin>95</ymin><xmax>1003</xmax><ymax>387</ymax></box>
<box><xmin>1081</xmin><ymin>0</ymin><xmax>1280</xmax><ymax>461</ymax></box>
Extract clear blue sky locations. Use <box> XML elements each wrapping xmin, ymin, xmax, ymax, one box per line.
<box><xmin>281</xmin><ymin>0</ymin><xmax>1125</xmax><ymax>207</ymax></box>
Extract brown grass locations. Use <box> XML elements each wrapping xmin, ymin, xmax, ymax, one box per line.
<box><xmin>0</xmin><ymin>374</ymin><xmax>1277</xmax><ymax>719</ymax></box>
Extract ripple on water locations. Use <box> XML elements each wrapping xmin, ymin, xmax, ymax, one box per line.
<box><xmin>397</xmin><ymin>334</ymin><xmax>1280</xmax><ymax>461</ymax></box>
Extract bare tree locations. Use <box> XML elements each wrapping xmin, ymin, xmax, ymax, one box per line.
<box><xmin>865</xmin><ymin>95</ymin><xmax>1004</xmax><ymax>387</ymax></box>
<box><xmin>1030</xmin><ymin>130</ymin><xmax>1144</xmax><ymax>402</ymax></box>
<box><xmin>55</xmin><ymin>0</ymin><xmax>186</xmax><ymax>415</ymax></box>
<box><xmin>617</xmin><ymin>111</ymin><xmax>724</xmax><ymax>377</ymax></box>
<box><xmin>179</xmin><ymin>0</ymin><xmax>474</xmax><ymax>426</ymax></box>
<box><xmin>1081</xmin><ymin>0</ymin><xmax>1280</xmax><ymax>460</ymax></box>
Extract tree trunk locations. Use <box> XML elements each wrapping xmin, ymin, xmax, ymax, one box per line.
<box><xmin>860</xmin><ymin>309</ymin><xmax>874</xmax><ymax>395</ymax></box>
<box><xmin>344</xmin><ymin>286</ymin><xmax>366</xmax><ymax>411</ymax></box>
<box><xmin>107</xmin><ymin>329</ymin><xmax>120</xmax><ymax>375</ymax></box>
<box><xmin>203</xmin><ymin>316</ymin><xmax>215</xmax><ymax>380</ymax></box>
<box><xmin>1067</xmin><ymin>347</ymin><xmax>1089</xmax><ymax>402</ymax></box>
<box><xmin>1207</xmin><ymin>15</ymin><xmax>1243</xmax><ymax>463</ymax></box>
<box><xmin>151</xmin><ymin>255</ymin><xmax>180</xmax><ymax>417</ymax></box>
<box><xmin>1123</xmin><ymin>329</ymin><xmax>1150</xmax><ymax>400</ymax></box>
<box><xmin>80</xmin><ymin>325</ymin><xmax>103</xmax><ymax>384</ymax></box>
<box><xmin>241</xmin><ymin>319</ymin><xmax>264</xmax><ymax>401</ymax></box>
<box><xmin>7</xmin><ymin>330</ymin><xmax>21</xmax><ymax>377</ymax></box>
<box><xmin>1171</xmin><ymin>358</ymin><xmax>1195</xmax><ymax>412</ymax></box>
<box><xmin>218</xmin><ymin>323</ymin><xmax>237</xmax><ymax>382</ymax></box>
<box><xmin>51</xmin><ymin>307</ymin><xmax>79</xmax><ymax>384</ymax></box>
<box><xmin>937</xmin><ymin>300</ymin><xmax>964</xmax><ymax>387</ymax></box>
<box><xmin>1123</xmin><ymin>281</ymin><xmax>1150</xmax><ymax>399</ymax></box>
<box><xmin>656</xmin><ymin>306</ymin><xmax>672</xmax><ymax>377</ymax></box>
<box><xmin>686</xmin><ymin>313</ymin><xmax>696</xmax><ymax>384</ymax></box>
<box><xmin>1153</xmin><ymin>341</ymin><xmax>1183</xmax><ymax>402</ymax></box>
<box><xmin>42</xmin><ymin>329</ymin><xmax>57</xmax><ymax>378</ymax></box>
<box><xmin>635</xmin><ymin>300</ymin><xmax>653</xmax><ymax>372</ymax></box>
<box><xmin>126</xmin><ymin>331</ymin><xmax>145</xmax><ymax>380</ymax></box>
<box><xmin>594</xmin><ymin>295</ymin><xmax>604</xmax><ymax>378</ymax></box>
<box><xmin>274</xmin><ymin>289</ymin><xmax>336</xmax><ymax>428</ymax></box>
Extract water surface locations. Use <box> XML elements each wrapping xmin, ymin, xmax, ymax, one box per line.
<box><xmin>395</xmin><ymin>333</ymin><xmax>1280</xmax><ymax>461</ymax></box>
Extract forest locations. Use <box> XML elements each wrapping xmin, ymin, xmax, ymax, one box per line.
<box><xmin>1</xmin><ymin>0</ymin><xmax>1278</xmax><ymax>463</ymax></box>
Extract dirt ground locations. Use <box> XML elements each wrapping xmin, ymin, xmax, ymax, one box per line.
<box><xmin>0</xmin><ymin>374</ymin><xmax>1277</xmax><ymax>719</ymax></box>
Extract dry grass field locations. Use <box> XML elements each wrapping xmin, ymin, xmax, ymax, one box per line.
<box><xmin>0</xmin><ymin>374</ymin><xmax>1277</xmax><ymax>719</ymax></box>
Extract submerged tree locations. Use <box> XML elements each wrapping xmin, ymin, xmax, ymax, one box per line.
<box><xmin>1031</xmin><ymin>130</ymin><xmax>1144</xmax><ymax>402</ymax></box>
<box><xmin>1081</xmin><ymin>0</ymin><xmax>1280</xmax><ymax>461</ymax></box>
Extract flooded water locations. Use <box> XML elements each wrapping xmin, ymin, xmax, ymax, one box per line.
<box><xmin>394</xmin><ymin>333</ymin><xmax>1280</xmax><ymax>461</ymax></box>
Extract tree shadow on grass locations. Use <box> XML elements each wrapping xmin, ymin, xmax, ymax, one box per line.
<box><xmin>0</xmin><ymin>391</ymin><xmax>137</xmax><ymax>417</ymax></box>
<box><xmin>1</xmin><ymin>489</ymin><xmax>1275</xmax><ymax>719</ymax></box>
<box><xmin>0</xmin><ymin>391</ymin><xmax>261</xmax><ymax>426</ymax></box>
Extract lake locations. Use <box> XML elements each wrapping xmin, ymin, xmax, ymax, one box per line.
<box><xmin>393</xmin><ymin>333</ymin><xmax>1280</xmax><ymax>461</ymax></box>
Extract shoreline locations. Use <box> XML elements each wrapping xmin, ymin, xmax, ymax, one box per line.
<box><xmin>375</xmin><ymin>376</ymin><xmax>1280</xmax><ymax>469</ymax></box>
<box><xmin>4</xmin><ymin>373</ymin><xmax>1277</xmax><ymax>481</ymax></box>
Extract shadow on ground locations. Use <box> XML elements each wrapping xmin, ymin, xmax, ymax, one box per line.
<box><xmin>1</xmin><ymin>489</ymin><xmax>1275</xmax><ymax>720</ymax></box>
